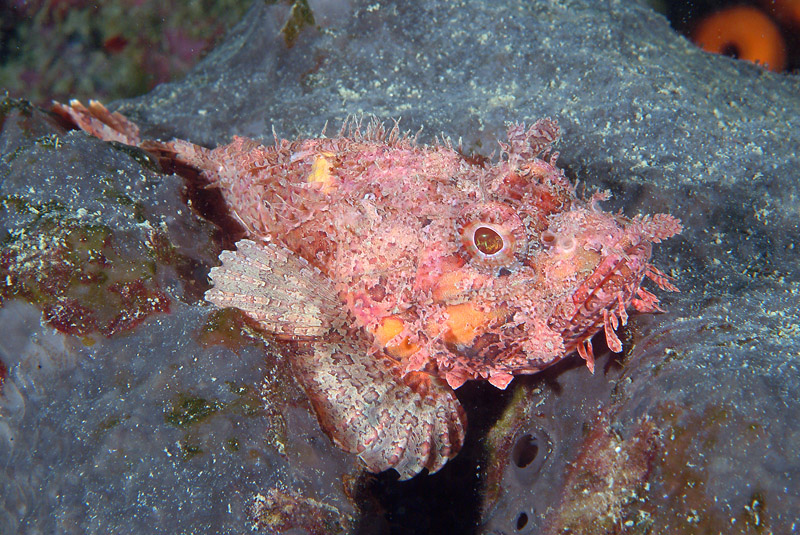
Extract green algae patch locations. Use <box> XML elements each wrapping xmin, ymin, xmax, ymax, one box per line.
<box><xmin>164</xmin><ymin>395</ymin><xmax>222</xmax><ymax>428</ymax></box>
<box><xmin>225</xmin><ymin>381</ymin><xmax>265</xmax><ymax>418</ymax></box>
<box><xmin>741</xmin><ymin>492</ymin><xmax>771</xmax><ymax>533</ymax></box>
<box><xmin>164</xmin><ymin>382</ymin><xmax>288</xmax><ymax>461</ymax></box>
<box><xmin>162</xmin><ymin>384</ymin><xmax>272</xmax><ymax>428</ymax></box>
<box><xmin>281</xmin><ymin>0</ymin><xmax>315</xmax><ymax>48</ymax></box>
<box><xmin>198</xmin><ymin>308</ymin><xmax>255</xmax><ymax>351</ymax></box>
<box><xmin>32</xmin><ymin>133</ymin><xmax>64</xmax><ymax>151</ymax></box>
<box><xmin>249</xmin><ymin>487</ymin><xmax>352</xmax><ymax>534</ymax></box>
<box><xmin>481</xmin><ymin>383</ymin><xmax>537</xmax><ymax>508</ymax></box>
<box><xmin>225</xmin><ymin>437</ymin><xmax>241</xmax><ymax>452</ymax></box>
<box><xmin>178</xmin><ymin>442</ymin><xmax>203</xmax><ymax>461</ymax></box>
<box><xmin>91</xmin><ymin>414</ymin><xmax>133</xmax><ymax>443</ymax></box>
<box><xmin>105</xmin><ymin>142</ymin><xmax>162</xmax><ymax>173</ymax></box>
<box><xmin>97</xmin><ymin>415</ymin><xmax>128</xmax><ymax>433</ymax></box>
<box><xmin>0</xmin><ymin>96</ymin><xmax>33</xmax><ymax>118</ymax></box>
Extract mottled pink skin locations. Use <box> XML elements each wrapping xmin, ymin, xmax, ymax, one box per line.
<box><xmin>53</xmin><ymin>101</ymin><xmax>681</xmax><ymax>478</ymax></box>
<box><xmin>175</xmin><ymin>122</ymin><xmax>679</xmax><ymax>389</ymax></box>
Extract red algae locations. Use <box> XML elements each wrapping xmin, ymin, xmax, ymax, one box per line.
<box><xmin>545</xmin><ymin>413</ymin><xmax>660</xmax><ymax>534</ymax></box>
<box><xmin>0</xmin><ymin>358</ymin><xmax>6</xmax><ymax>391</ymax></box>
<box><xmin>249</xmin><ymin>487</ymin><xmax>353</xmax><ymax>534</ymax></box>
<box><xmin>102</xmin><ymin>279</ymin><xmax>170</xmax><ymax>336</ymax></box>
<box><xmin>0</xmin><ymin>203</ymin><xmax>170</xmax><ymax>337</ymax></box>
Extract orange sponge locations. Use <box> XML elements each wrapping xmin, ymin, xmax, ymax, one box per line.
<box><xmin>692</xmin><ymin>6</ymin><xmax>786</xmax><ymax>72</ymax></box>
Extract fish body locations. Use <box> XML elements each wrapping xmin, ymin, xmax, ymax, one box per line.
<box><xmin>54</xmin><ymin>101</ymin><xmax>681</xmax><ymax>479</ymax></box>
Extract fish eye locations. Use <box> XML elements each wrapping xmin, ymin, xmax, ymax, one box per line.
<box><xmin>456</xmin><ymin>201</ymin><xmax>527</xmax><ymax>268</ymax></box>
<box><xmin>474</xmin><ymin>226</ymin><xmax>504</xmax><ymax>255</ymax></box>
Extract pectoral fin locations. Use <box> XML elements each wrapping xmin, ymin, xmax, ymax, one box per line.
<box><xmin>204</xmin><ymin>239</ymin><xmax>343</xmax><ymax>338</ymax></box>
<box><xmin>205</xmin><ymin>239</ymin><xmax>467</xmax><ymax>479</ymax></box>
<box><xmin>294</xmin><ymin>334</ymin><xmax>467</xmax><ymax>480</ymax></box>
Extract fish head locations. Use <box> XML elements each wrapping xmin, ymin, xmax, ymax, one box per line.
<box><xmin>346</xmin><ymin>142</ymin><xmax>680</xmax><ymax>391</ymax></box>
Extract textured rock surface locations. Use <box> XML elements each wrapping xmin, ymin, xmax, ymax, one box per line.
<box><xmin>0</xmin><ymin>103</ymin><xmax>358</xmax><ymax>534</ymax></box>
<box><xmin>2</xmin><ymin>0</ymin><xmax>799</xmax><ymax>533</ymax></box>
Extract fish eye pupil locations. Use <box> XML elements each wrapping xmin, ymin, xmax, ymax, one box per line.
<box><xmin>474</xmin><ymin>226</ymin><xmax>504</xmax><ymax>255</ymax></box>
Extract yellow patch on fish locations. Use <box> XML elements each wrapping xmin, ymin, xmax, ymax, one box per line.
<box><xmin>307</xmin><ymin>152</ymin><xmax>335</xmax><ymax>193</ymax></box>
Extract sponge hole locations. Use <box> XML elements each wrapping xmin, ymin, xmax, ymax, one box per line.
<box><xmin>516</xmin><ymin>512</ymin><xmax>528</xmax><ymax>530</ymax></box>
<box><xmin>512</xmin><ymin>434</ymin><xmax>539</xmax><ymax>468</ymax></box>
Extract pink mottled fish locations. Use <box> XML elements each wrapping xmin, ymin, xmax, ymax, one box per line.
<box><xmin>54</xmin><ymin>100</ymin><xmax>681</xmax><ymax>479</ymax></box>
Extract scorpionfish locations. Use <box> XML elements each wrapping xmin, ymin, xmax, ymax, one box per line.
<box><xmin>54</xmin><ymin>100</ymin><xmax>682</xmax><ymax>480</ymax></box>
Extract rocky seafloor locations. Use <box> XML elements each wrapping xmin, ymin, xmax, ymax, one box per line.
<box><xmin>1</xmin><ymin>0</ymin><xmax>799</xmax><ymax>534</ymax></box>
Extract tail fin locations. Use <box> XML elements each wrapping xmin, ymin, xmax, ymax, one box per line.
<box><xmin>52</xmin><ymin>99</ymin><xmax>141</xmax><ymax>146</ymax></box>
